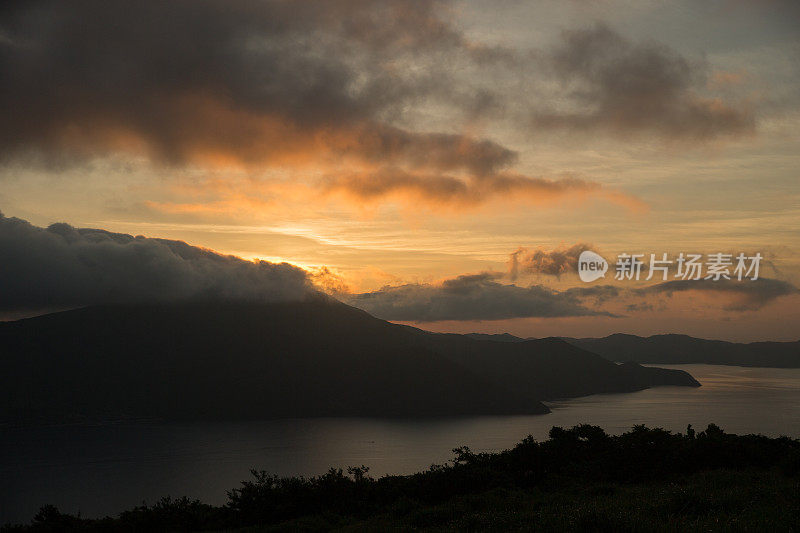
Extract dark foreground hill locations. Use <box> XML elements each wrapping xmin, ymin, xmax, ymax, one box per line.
<box><xmin>565</xmin><ymin>333</ymin><xmax>800</xmax><ymax>367</ymax></box>
<box><xmin>5</xmin><ymin>424</ymin><xmax>799</xmax><ymax>531</ymax></box>
<box><xmin>0</xmin><ymin>297</ymin><xmax>697</xmax><ymax>424</ymax></box>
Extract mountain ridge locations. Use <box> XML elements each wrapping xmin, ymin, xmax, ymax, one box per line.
<box><xmin>467</xmin><ymin>332</ymin><xmax>800</xmax><ymax>367</ymax></box>
<box><xmin>563</xmin><ymin>333</ymin><xmax>800</xmax><ymax>367</ymax></box>
<box><xmin>0</xmin><ymin>298</ymin><xmax>698</xmax><ymax>425</ymax></box>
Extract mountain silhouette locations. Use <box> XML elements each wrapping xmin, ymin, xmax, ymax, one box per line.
<box><xmin>564</xmin><ymin>333</ymin><xmax>800</xmax><ymax>367</ymax></box>
<box><xmin>0</xmin><ymin>297</ymin><xmax>698</xmax><ymax>424</ymax></box>
<box><xmin>412</xmin><ymin>332</ymin><xmax>698</xmax><ymax>400</ymax></box>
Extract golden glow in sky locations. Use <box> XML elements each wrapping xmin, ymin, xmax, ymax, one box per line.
<box><xmin>1</xmin><ymin>1</ymin><xmax>799</xmax><ymax>340</ymax></box>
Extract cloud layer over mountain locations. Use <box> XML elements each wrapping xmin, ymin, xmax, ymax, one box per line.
<box><xmin>342</xmin><ymin>272</ymin><xmax>613</xmax><ymax>321</ymax></box>
<box><xmin>3</xmin><ymin>215</ymin><xmax>795</xmax><ymax>322</ymax></box>
<box><xmin>0</xmin><ymin>213</ymin><xmax>311</xmax><ymax>313</ymax></box>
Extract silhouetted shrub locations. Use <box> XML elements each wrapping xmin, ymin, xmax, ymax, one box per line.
<box><xmin>4</xmin><ymin>424</ymin><xmax>798</xmax><ymax>531</ymax></box>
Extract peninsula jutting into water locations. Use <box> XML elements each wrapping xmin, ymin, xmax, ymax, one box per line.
<box><xmin>0</xmin><ymin>299</ymin><xmax>699</xmax><ymax>425</ymax></box>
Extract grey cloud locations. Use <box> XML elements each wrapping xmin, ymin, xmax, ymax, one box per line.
<box><xmin>0</xmin><ymin>2</ymin><xmax>749</xmax><ymax>210</ymax></box>
<box><xmin>625</xmin><ymin>302</ymin><xmax>654</xmax><ymax>312</ymax></box>
<box><xmin>533</xmin><ymin>24</ymin><xmax>755</xmax><ymax>140</ymax></box>
<box><xmin>343</xmin><ymin>126</ymin><xmax>518</xmax><ymax>176</ymax></box>
<box><xmin>325</xmin><ymin>169</ymin><xmax>607</xmax><ymax>205</ymax></box>
<box><xmin>343</xmin><ymin>272</ymin><xmax>614</xmax><ymax>321</ymax></box>
<box><xmin>510</xmin><ymin>243</ymin><xmax>593</xmax><ymax>278</ymax></box>
<box><xmin>0</xmin><ymin>0</ymin><xmax>617</xmax><ymax>206</ymax></box>
<box><xmin>510</xmin><ymin>244</ymin><xmax>664</xmax><ymax>281</ymax></box>
<box><xmin>0</xmin><ymin>1</ymin><xmax>510</xmax><ymax>172</ymax></box>
<box><xmin>636</xmin><ymin>278</ymin><xmax>798</xmax><ymax>310</ymax></box>
<box><xmin>564</xmin><ymin>284</ymin><xmax>621</xmax><ymax>303</ymax></box>
<box><xmin>0</xmin><ymin>213</ymin><xmax>311</xmax><ymax>313</ymax></box>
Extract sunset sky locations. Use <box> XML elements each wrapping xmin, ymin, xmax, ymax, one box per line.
<box><xmin>1</xmin><ymin>0</ymin><xmax>799</xmax><ymax>341</ymax></box>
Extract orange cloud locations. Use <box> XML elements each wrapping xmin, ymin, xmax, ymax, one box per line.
<box><xmin>145</xmin><ymin>164</ymin><xmax>645</xmax><ymax>219</ymax></box>
<box><xmin>708</xmin><ymin>70</ymin><xmax>747</xmax><ymax>90</ymax></box>
<box><xmin>1</xmin><ymin>2</ymin><xmax>657</xmax><ymax>215</ymax></box>
<box><xmin>324</xmin><ymin>169</ymin><xmax>646</xmax><ymax>211</ymax></box>
<box><xmin>37</xmin><ymin>90</ymin><xmax>641</xmax><ymax>212</ymax></box>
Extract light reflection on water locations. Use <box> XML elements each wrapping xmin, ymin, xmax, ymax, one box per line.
<box><xmin>1</xmin><ymin>364</ymin><xmax>799</xmax><ymax>523</ymax></box>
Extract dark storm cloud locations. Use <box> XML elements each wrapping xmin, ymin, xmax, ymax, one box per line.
<box><xmin>0</xmin><ymin>0</ymin><xmax>507</xmax><ymax>170</ymax></box>
<box><xmin>0</xmin><ymin>0</ymin><xmax>621</xmax><ymax>206</ymax></box>
<box><xmin>0</xmin><ymin>213</ymin><xmax>311</xmax><ymax>313</ymax></box>
<box><xmin>0</xmin><ymin>2</ymin><xmax>751</xmax><ymax>209</ymax></box>
<box><xmin>636</xmin><ymin>278</ymin><xmax>798</xmax><ymax>310</ymax></box>
<box><xmin>533</xmin><ymin>24</ymin><xmax>755</xmax><ymax>140</ymax></box>
<box><xmin>343</xmin><ymin>272</ymin><xmax>614</xmax><ymax>321</ymax></box>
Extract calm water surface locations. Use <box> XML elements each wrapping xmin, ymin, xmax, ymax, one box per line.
<box><xmin>2</xmin><ymin>364</ymin><xmax>799</xmax><ymax>524</ymax></box>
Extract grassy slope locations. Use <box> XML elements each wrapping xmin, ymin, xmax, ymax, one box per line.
<box><xmin>331</xmin><ymin>470</ymin><xmax>797</xmax><ymax>531</ymax></box>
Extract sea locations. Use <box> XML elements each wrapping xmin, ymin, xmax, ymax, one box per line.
<box><xmin>2</xmin><ymin>364</ymin><xmax>799</xmax><ymax>524</ymax></box>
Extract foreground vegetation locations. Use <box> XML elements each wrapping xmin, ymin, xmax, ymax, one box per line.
<box><xmin>4</xmin><ymin>424</ymin><xmax>799</xmax><ymax>531</ymax></box>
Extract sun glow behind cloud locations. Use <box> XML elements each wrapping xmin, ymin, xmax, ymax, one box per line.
<box><xmin>0</xmin><ymin>0</ymin><xmax>798</xmax><ymax>340</ymax></box>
